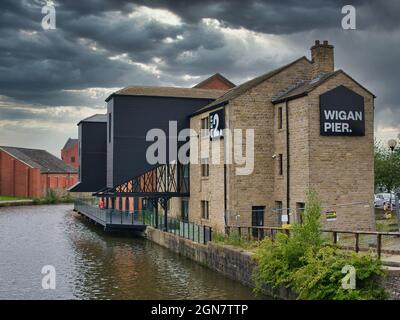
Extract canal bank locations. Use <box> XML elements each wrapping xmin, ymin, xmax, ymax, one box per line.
<box><xmin>0</xmin><ymin>204</ymin><xmax>261</xmax><ymax>300</ymax></box>
<box><xmin>145</xmin><ymin>226</ymin><xmax>295</xmax><ymax>299</ymax></box>
<box><xmin>145</xmin><ymin>226</ymin><xmax>400</xmax><ymax>300</ymax></box>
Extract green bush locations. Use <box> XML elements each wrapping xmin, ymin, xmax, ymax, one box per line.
<box><xmin>253</xmin><ymin>190</ymin><xmax>387</xmax><ymax>300</ymax></box>
<box><xmin>292</xmin><ymin>246</ymin><xmax>386</xmax><ymax>300</ymax></box>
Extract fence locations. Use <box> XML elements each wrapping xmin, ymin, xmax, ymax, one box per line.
<box><xmin>225</xmin><ymin>225</ymin><xmax>400</xmax><ymax>259</ymax></box>
<box><xmin>74</xmin><ymin>199</ymin><xmax>212</xmax><ymax>244</ymax></box>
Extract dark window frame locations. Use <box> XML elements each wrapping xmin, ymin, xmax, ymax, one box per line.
<box><xmin>278</xmin><ymin>107</ymin><xmax>283</xmax><ymax>129</ymax></box>
<box><xmin>201</xmin><ymin>158</ymin><xmax>209</xmax><ymax>177</ymax></box>
<box><xmin>201</xmin><ymin>116</ymin><xmax>209</xmax><ymax>137</ymax></box>
<box><xmin>278</xmin><ymin>154</ymin><xmax>283</xmax><ymax>175</ymax></box>
<box><xmin>201</xmin><ymin>200</ymin><xmax>209</xmax><ymax>220</ymax></box>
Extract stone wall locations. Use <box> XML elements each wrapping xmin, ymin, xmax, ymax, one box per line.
<box><xmin>381</xmin><ymin>269</ymin><xmax>400</xmax><ymax>300</ymax></box>
<box><xmin>145</xmin><ymin>226</ymin><xmax>295</xmax><ymax>299</ymax></box>
<box><xmin>145</xmin><ymin>226</ymin><xmax>400</xmax><ymax>300</ymax></box>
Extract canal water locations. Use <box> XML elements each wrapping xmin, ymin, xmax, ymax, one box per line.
<box><xmin>0</xmin><ymin>205</ymin><xmax>261</xmax><ymax>300</ymax></box>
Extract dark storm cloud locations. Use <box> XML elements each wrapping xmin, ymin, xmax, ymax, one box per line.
<box><xmin>0</xmin><ymin>0</ymin><xmax>399</xmax><ymax>154</ymax></box>
<box><xmin>65</xmin><ymin>0</ymin><xmax>399</xmax><ymax>34</ymax></box>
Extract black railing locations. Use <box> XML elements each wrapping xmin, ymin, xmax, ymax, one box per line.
<box><xmin>74</xmin><ymin>200</ymin><xmax>212</xmax><ymax>244</ymax></box>
<box><xmin>225</xmin><ymin>225</ymin><xmax>400</xmax><ymax>259</ymax></box>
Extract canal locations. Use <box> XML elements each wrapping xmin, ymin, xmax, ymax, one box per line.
<box><xmin>0</xmin><ymin>204</ymin><xmax>261</xmax><ymax>300</ymax></box>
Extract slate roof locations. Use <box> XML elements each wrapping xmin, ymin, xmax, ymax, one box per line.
<box><xmin>191</xmin><ymin>56</ymin><xmax>311</xmax><ymax>116</ymax></box>
<box><xmin>0</xmin><ymin>146</ymin><xmax>77</xmax><ymax>173</ymax></box>
<box><xmin>62</xmin><ymin>138</ymin><xmax>78</xmax><ymax>150</ymax></box>
<box><xmin>272</xmin><ymin>69</ymin><xmax>376</xmax><ymax>104</ymax></box>
<box><xmin>105</xmin><ymin>86</ymin><xmax>226</xmax><ymax>102</ymax></box>
<box><xmin>193</xmin><ymin>73</ymin><xmax>236</xmax><ymax>89</ymax></box>
<box><xmin>79</xmin><ymin>114</ymin><xmax>107</xmax><ymax>123</ymax></box>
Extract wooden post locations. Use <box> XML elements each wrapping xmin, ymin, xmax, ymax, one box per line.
<box><xmin>238</xmin><ymin>226</ymin><xmax>241</xmax><ymax>238</ymax></box>
<box><xmin>333</xmin><ymin>231</ymin><xmax>338</xmax><ymax>244</ymax></box>
<box><xmin>355</xmin><ymin>233</ymin><xmax>360</xmax><ymax>253</ymax></box>
<box><xmin>377</xmin><ymin>234</ymin><xmax>382</xmax><ymax>259</ymax></box>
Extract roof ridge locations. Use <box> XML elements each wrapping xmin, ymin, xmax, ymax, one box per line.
<box><xmin>191</xmin><ymin>56</ymin><xmax>311</xmax><ymax>116</ymax></box>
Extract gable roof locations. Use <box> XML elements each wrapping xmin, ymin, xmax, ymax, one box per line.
<box><xmin>0</xmin><ymin>146</ymin><xmax>77</xmax><ymax>173</ymax></box>
<box><xmin>193</xmin><ymin>73</ymin><xmax>236</xmax><ymax>89</ymax></box>
<box><xmin>190</xmin><ymin>56</ymin><xmax>311</xmax><ymax>116</ymax></box>
<box><xmin>62</xmin><ymin>138</ymin><xmax>78</xmax><ymax>150</ymax></box>
<box><xmin>77</xmin><ymin>114</ymin><xmax>107</xmax><ymax>125</ymax></box>
<box><xmin>272</xmin><ymin>69</ymin><xmax>376</xmax><ymax>104</ymax></box>
<box><xmin>105</xmin><ymin>86</ymin><xmax>226</xmax><ymax>102</ymax></box>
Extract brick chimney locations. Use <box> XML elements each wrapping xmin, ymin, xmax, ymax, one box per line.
<box><xmin>310</xmin><ymin>40</ymin><xmax>334</xmax><ymax>78</ymax></box>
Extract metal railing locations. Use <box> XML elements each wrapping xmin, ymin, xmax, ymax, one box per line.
<box><xmin>225</xmin><ymin>225</ymin><xmax>400</xmax><ymax>259</ymax></box>
<box><xmin>74</xmin><ymin>200</ymin><xmax>212</xmax><ymax>244</ymax></box>
<box><xmin>74</xmin><ymin>200</ymin><xmax>153</xmax><ymax>226</ymax></box>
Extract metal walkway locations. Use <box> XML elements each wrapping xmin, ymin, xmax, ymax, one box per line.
<box><xmin>74</xmin><ymin>200</ymin><xmax>149</xmax><ymax>232</ymax></box>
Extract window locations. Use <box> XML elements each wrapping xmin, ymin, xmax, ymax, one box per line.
<box><xmin>71</xmin><ymin>156</ymin><xmax>75</xmax><ymax>163</ymax></box>
<box><xmin>201</xmin><ymin>158</ymin><xmax>209</xmax><ymax>177</ymax></box>
<box><xmin>108</xmin><ymin>113</ymin><xmax>112</xmax><ymax>143</ymax></box>
<box><xmin>201</xmin><ymin>116</ymin><xmax>209</xmax><ymax>137</ymax></box>
<box><xmin>296</xmin><ymin>202</ymin><xmax>305</xmax><ymax>224</ymax></box>
<box><xmin>201</xmin><ymin>200</ymin><xmax>209</xmax><ymax>220</ymax></box>
<box><xmin>278</xmin><ymin>107</ymin><xmax>283</xmax><ymax>129</ymax></box>
<box><xmin>252</xmin><ymin>206</ymin><xmax>265</xmax><ymax>237</ymax></box>
<box><xmin>278</xmin><ymin>154</ymin><xmax>283</xmax><ymax>175</ymax></box>
<box><xmin>275</xmin><ymin>201</ymin><xmax>283</xmax><ymax>224</ymax></box>
<box><xmin>181</xmin><ymin>198</ymin><xmax>189</xmax><ymax>222</ymax></box>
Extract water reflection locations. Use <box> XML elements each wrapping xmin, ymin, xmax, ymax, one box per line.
<box><xmin>0</xmin><ymin>205</ymin><xmax>262</xmax><ymax>300</ymax></box>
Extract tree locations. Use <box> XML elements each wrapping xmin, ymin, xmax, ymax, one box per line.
<box><xmin>374</xmin><ymin>140</ymin><xmax>400</xmax><ymax>193</ymax></box>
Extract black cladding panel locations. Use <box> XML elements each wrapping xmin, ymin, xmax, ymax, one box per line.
<box><xmin>79</xmin><ymin>121</ymin><xmax>107</xmax><ymax>191</ymax></box>
<box><xmin>108</xmin><ymin>95</ymin><xmax>213</xmax><ymax>187</ymax></box>
<box><xmin>319</xmin><ymin>85</ymin><xmax>365</xmax><ymax>136</ymax></box>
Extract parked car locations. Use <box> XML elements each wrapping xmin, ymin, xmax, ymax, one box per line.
<box><xmin>375</xmin><ymin>193</ymin><xmax>396</xmax><ymax>209</ymax></box>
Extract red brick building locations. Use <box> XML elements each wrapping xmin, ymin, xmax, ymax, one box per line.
<box><xmin>193</xmin><ymin>73</ymin><xmax>235</xmax><ymax>90</ymax></box>
<box><xmin>0</xmin><ymin>146</ymin><xmax>77</xmax><ymax>198</ymax></box>
<box><xmin>61</xmin><ymin>138</ymin><xmax>78</xmax><ymax>169</ymax></box>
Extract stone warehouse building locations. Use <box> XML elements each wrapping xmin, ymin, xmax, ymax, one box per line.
<box><xmin>0</xmin><ymin>146</ymin><xmax>77</xmax><ymax>198</ymax></box>
<box><xmin>73</xmin><ymin>42</ymin><xmax>375</xmax><ymax>232</ymax></box>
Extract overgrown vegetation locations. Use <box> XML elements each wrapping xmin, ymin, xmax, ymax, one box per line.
<box><xmin>253</xmin><ymin>191</ymin><xmax>387</xmax><ymax>300</ymax></box>
<box><xmin>33</xmin><ymin>189</ymin><xmax>74</xmax><ymax>205</ymax></box>
<box><xmin>0</xmin><ymin>195</ymin><xmax>31</xmax><ymax>201</ymax></box>
<box><xmin>213</xmin><ymin>231</ymin><xmax>259</xmax><ymax>250</ymax></box>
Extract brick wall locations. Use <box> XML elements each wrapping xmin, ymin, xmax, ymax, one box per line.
<box><xmin>61</xmin><ymin>143</ymin><xmax>78</xmax><ymax>169</ymax></box>
<box><xmin>0</xmin><ymin>150</ymin><xmax>77</xmax><ymax>198</ymax></box>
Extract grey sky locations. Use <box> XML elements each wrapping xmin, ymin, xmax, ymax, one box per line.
<box><xmin>0</xmin><ymin>0</ymin><xmax>399</xmax><ymax>156</ymax></box>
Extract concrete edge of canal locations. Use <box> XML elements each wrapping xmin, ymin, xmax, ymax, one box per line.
<box><xmin>145</xmin><ymin>226</ymin><xmax>296</xmax><ymax>299</ymax></box>
<box><xmin>0</xmin><ymin>200</ymin><xmax>34</xmax><ymax>207</ymax></box>
<box><xmin>144</xmin><ymin>226</ymin><xmax>400</xmax><ymax>300</ymax></box>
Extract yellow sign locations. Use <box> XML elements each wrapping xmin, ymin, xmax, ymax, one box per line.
<box><xmin>326</xmin><ymin>210</ymin><xmax>337</xmax><ymax>221</ymax></box>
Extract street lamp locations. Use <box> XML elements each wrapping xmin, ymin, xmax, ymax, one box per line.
<box><xmin>388</xmin><ymin>139</ymin><xmax>397</xmax><ymax>152</ymax></box>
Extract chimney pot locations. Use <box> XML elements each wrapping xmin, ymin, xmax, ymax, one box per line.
<box><xmin>310</xmin><ymin>40</ymin><xmax>334</xmax><ymax>78</ymax></box>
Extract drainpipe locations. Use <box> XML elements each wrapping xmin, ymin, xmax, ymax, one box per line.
<box><xmin>285</xmin><ymin>100</ymin><xmax>290</xmax><ymax>223</ymax></box>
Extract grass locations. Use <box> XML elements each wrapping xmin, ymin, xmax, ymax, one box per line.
<box><xmin>0</xmin><ymin>195</ymin><xmax>31</xmax><ymax>201</ymax></box>
<box><xmin>212</xmin><ymin>231</ymin><xmax>260</xmax><ymax>250</ymax></box>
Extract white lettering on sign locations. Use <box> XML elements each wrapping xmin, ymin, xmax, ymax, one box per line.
<box><xmin>324</xmin><ymin>122</ymin><xmax>351</xmax><ymax>133</ymax></box>
<box><xmin>323</xmin><ymin>110</ymin><xmax>362</xmax><ymax>121</ymax></box>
